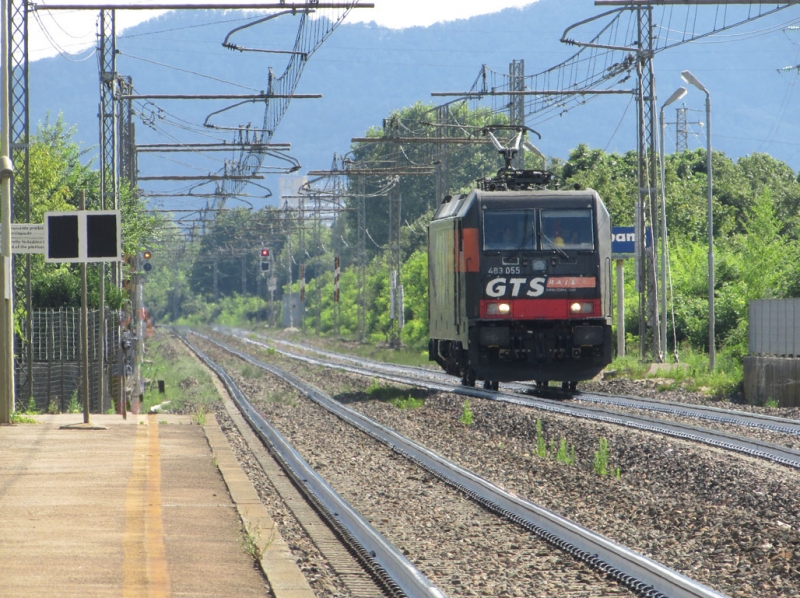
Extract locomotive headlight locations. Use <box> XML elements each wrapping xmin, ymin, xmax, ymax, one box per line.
<box><xmin>570</xmin><ymin>302</ymin><xmax>594</xmax><ymax>314</ymax></box>
<box><xmin>532</xmin><ymin>259</ymin><xmax>547</xmax><ymax>271</ymax></box>
<box><xmin>487</xmin><ymin>302</ymin><xmax>511</xmax><ymax>316</ymax></box>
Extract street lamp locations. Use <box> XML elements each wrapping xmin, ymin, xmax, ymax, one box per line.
<box><xmin>681</xmin><ymin>69</ymin><xmax>714</xmax><ymax>370</ymax></box>
<box><xmin>659</xmin><ymin>86</ymin><xmax>687</xmax><ymax>360</ymax></box>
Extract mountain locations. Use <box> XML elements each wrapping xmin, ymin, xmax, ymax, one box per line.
<box><xmin>30</xmin><ymin>1</ymin><xmax>800</xmax><ymax>211</ymax></box>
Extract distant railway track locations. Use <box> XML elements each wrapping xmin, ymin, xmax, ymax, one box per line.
<box><xmin>217</xmin><ymin>328</ymin><xmax>800</xmax><ymax>471</ymax></box>
<box><xmin>187</xmin><ymin>328</ymin><xmax>733</xmax><ymax>598</ymax></box>
<box><xmin>228</xmin><ymin>330</ymin><xmax>800</xmax><ymax>438</ymax></box>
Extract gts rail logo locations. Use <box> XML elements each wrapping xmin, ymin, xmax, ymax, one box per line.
<box><xmin>485</xmin><ymin>277</ymin><xmax>546</xmax><ymax>298</ymax></box>
<box><xmin>485</xmin><ymin>276</ymin><xmax>597</xmax><ymax>298</ymax></box>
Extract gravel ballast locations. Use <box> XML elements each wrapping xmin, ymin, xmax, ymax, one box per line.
<box><xmin>196</xmin><ymin>332</ymin><xmax>800</xmax><ymax>597</ymax></box>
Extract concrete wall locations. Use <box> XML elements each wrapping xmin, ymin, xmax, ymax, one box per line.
<box><xmin>743</xmin><ymin>356</ymin><xmax>800</xmax><ymax>407</ymax></box>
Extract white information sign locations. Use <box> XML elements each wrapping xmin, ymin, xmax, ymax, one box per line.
<box><xmin>11</xmin><ymin>224</ymin><xmax>45</xmax><ymax>254</ymax></box>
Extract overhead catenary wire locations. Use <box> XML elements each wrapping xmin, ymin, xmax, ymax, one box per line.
<box><xmin>32</xmin><ymin>10</ymin><xmax>97</xmax><ymax>62</ymax></box>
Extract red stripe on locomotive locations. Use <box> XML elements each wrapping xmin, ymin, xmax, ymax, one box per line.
<box><xmin>480</xmin><ymin>298</ymin><xmax>602</xmax><ymax>319</ymax></box>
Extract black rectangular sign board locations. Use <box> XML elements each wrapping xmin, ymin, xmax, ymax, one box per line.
<box><xmin>45</xmin><ymin>210</ymin><xmax>121</xmax><ymax>263</ymax></box>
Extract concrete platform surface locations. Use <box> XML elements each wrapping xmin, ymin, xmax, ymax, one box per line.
<box><xmin>0</xmin><ymin>413</ymin><xmax>277</xmax><ymax>597</ymax></box>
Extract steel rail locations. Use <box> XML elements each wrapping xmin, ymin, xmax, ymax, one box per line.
<box><xmin>219</xmin><ymin>329</ymin><xmax>800</xmax><ymax>471</ymax></box>
<box><xmin>232</xmin><ymin>330</ymin><xmax>800</xmax><ymax>439</ymax></box>
<box><xmin>570</xmin><ymin>390</ymin><xmax>800</xmax><ymax>436</ymax></box>
<box><xmin>194</xmin><ymin>329</ymin><xmax>728</xmax><ymax>598</ymax></box>
<box><xmin>177</xmin><ymin>332</ymin><xmax>446</xmax><ymax>598</ymax></box>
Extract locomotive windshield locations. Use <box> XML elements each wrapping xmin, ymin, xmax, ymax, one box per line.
<box><xmin>483</xmin><ymin>210</ymin><xmax>536</xmax><ymax>251</ymax></box>
<box><xmin>483</xmin><ymin>208</ymin><xmax>594</xmax><ymax>251</ymax></box>
<box><xmin>540</xmin><ymin>209</ymin><xmax>594</xmax><ymax>250</ymax></box>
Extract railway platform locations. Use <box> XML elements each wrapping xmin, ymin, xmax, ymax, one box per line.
<box><xmin>0</xmin><ymin>412</ymin><xmax>314</xmax><ymax>598</ymax></box>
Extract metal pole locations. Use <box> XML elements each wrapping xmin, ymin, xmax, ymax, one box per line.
<box><xmin>658</xmin><ymin>86</ymin><xmax>687</xmax><ymax>361</ymax></box>
<box><xmin>659</xmin><ymin>106</ymin><xmax>668</xmax><ymax>358</ymax></box>
<box><xmin>680</xmin><ymin>71</ymin><xmax>714</xmax><ymax>370</ymax></box>
<box><xmin>616</xmin><ymin>260</ymin><xmax>625</xmax><ymax>358</ymax></box>
<box><xmin>1</xmin><ymin>0</ymin><xmax>16</xmax><ymax>423</ymax></box>
<box><xmin>80</xmin><ymin>192</ymin><xmax>90</xmax><ymax>423</ymax></box>
<box><xmin>706</xmin><ymin>93</ymin><xmax>714</xmax><ymax>370</ymax></box>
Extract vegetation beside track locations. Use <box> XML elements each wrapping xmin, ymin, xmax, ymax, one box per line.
<box><xmin>140</xmin><ymin>331</ymin><xmax>221</xmax><ymax>415</ymax></box>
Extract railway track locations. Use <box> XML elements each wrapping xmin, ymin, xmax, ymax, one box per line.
<box><xmin>185</xmin><ymin>328</ymin><xmax>735</xmax><ymax>598</ymax></box>
<box><xmin>217</xmin><ymin>328</ymin><xmax>800</xmax><ymax>470</ymax></box>
<box><xmin>227</xmin><ymin>329</ymin><xmax>800</xmax><ymax>440</ymax></box>
<box><xmin>198</xmin><ymin>327</ymin><xmax>800</xmax><ymax>598</ymax></box>
<box><xmin>179</xmin><ymin>332</ymin><xmax>444</xmax><ymax>598</ymax></box>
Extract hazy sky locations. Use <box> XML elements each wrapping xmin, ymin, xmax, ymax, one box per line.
<box><xmin>29</xmin><ymin>1</ymin><xmax>539</xmax><ymax>61</ymax></box>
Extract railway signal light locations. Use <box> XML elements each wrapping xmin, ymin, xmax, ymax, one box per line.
<box><xmin>141</xmin><ymin>250</ymin><xmax>153</xmax><ymax>272</ymax></box>
<box><xmin>260</xmin><ymin>248</ymin><xmax>271</xmax><ymax>272</ymax></box>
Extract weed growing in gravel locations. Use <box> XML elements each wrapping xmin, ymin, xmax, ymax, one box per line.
<box><xmin>389</xmin><ymin>395</ymin><xmax>425</xmax><ymax>410</ymax></box>
<box><xmin>593</xmin><ymin>437</ymin><xmax>620</xmax><ymax>477</ymax></box>
<box><xmin>764</xmin><ymin>397</ymin><xmax>779</xmax><ymax>408</ymax></box>
<box><xmin>555</xmin><ymin>438</ymin><xmax>577</xmax><ymax>465</ymax></box>
<box><xmin>365</xmin><ymin>380</ymin><xmax>423</xmax><ymax>409</ymax></box>
<box><xmin>533</xmin><ymin>422</ymin><xmax>577</xmax><ymax>466</ymax></box>
<box><xmin>594</xmin><ymin>437</ymin><xmax>609</xmax><ymax>475</ymax></box>
<box><xmin>241</xmin><ymin>365</ymin><xmax>264</xmax><ymax>379</ymax></box>
<box><xmin>535</xmin><ymin>420</ymin><xmax>547</xmax><ymax>458</ymax></box>
<box><xmin>266</xmin><ymin>392</ymin><xmax>296</xmax><ymax>407</ymax></box>
<box><xmin>193</xmin><ymin>406</ymin><xmax>207</xmax><ymax>426</ymax></box>
<box><xmin>241</xmin><ymin>526</ymin><xmax>263</xmax><ymax>561</ymax></box>
<box><xmin>460</xmin><ymin>400</ymin><xmax>474</xmax><ymax>426</ymax></box>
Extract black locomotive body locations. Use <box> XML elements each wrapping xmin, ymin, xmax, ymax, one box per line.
<box><xmin>428</xmin><ymin>187</ymin><xmax>613</xmax><ymax>389</ymax></box>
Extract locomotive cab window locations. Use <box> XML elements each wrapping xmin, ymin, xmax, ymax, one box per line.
<box><xmin>540</xmin><ymin>209</ymin><xmax>594</xmax><ymax>251</ymax></box>
<box><xmin>483</xmin><ymin>210</ymin><xmax>536</xmax><ymax>251</ymax></box>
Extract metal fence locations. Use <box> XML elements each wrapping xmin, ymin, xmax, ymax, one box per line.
<box><xmin>749</xmin><ymin>299</ymin><xmax>800</xmax><ymax>357</ymax></box>
<box><xmin>14</xmin><ymin>308</ymin><xmax>123</xmax><ymax>413</ymax></box>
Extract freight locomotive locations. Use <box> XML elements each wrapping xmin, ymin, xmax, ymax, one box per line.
<box><xmin>428</xmin><ymin>128</ymin><xmax>613</xmax><ymax>390</ymax></box>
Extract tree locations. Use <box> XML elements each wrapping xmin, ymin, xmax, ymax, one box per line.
<box><xmin>340</xmin><ymin>102</ymin><xmax>510</xmax><ymax>261</ymax></box>
<box><xmin>16</xmin><ymin>116</ymin><xmax>160</xmax><ymax>309</ymax></box>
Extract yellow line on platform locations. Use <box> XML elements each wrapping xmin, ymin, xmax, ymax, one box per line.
<box><xmin>123</xmin><ymin>416</ymin><xmax>171</xmax><ymax>597</ymax></box>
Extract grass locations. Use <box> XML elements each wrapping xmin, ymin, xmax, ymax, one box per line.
<box><xmin>390</xmin><ymin>395</ymin><xmax>425</xmax><ymax>410</ymax></box>
<box><xmin>532</xmin><ymin>420</ymin><xmax>577</xmax><ymax>466</ymax></box>
<box><xmin>535</xmin><ymin>419</ymin><xmax>546</xmax><ymax>458</ymax></box>
<box><xmin>241</xmin><ymin>526</ymin><xmax>263</xmax><ymax>562</ymax></box>
<box><xmin>10</xmin><ymin>412</ymin><xmax>37</xmax><ymax>424</ymax></box>
<box><xmin>460</xmin><ymin>400</ymin><xmax>474</xmax><ymax>426</ymax></box>
<box><xmin>264</xmin><ymin>391</ymin><xmax>297</xmax><ymax>407</ymax></box>
<box><xmin>608</xmin><ymin>343</ymin><xmax>743</xmax><ymax>400</ymax></box>
<box><xmin>365</xmin><ymin>378</ymin><xmax>426</xmax><ymax>410</ymax></box>
<box><xmin>240</xmin><ymin>365</ymin><xmax>264</xmax><ymax>379</ymax></box>
<box><xmin>67</xmin><ymin>391</ymin><xmax>80</xmax><ymax>414</ymax></box>
<box><xmin>593</xmin><ymin>437</ymin><xmax>620</xmax><ymax>477</ymax></box>
<box><xmin>275</xmin><ymin>327</ymin><xmax>431</xmax><ymax>368</ymax></box>
<box><xmin>192</xmin><ymin>406</ymin><xmax>207</xmax><ymax>426</ymax></box>
<box><xmin>140</xmin><ymin>332</ymin><xmax>222</xmax><ymax>415</ymax></box>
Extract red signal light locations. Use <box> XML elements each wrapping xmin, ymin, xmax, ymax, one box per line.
<box><xmin>260</xmin><ymin>248</ymin><xmax>270</xmax><ymax>258</ymax></box>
